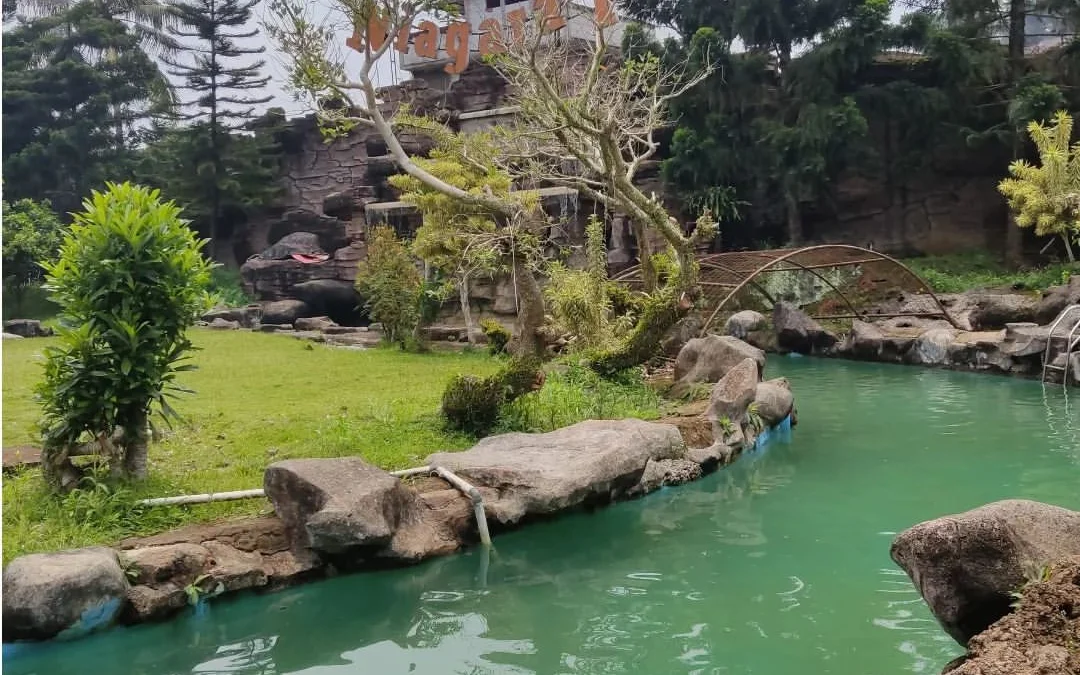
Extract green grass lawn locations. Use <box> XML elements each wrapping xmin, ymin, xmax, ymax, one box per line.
<box><xmin>2</xmin><ymin>330</ymin><xmax>502</xmax><ymax>562</ymax></box>
<box><xmin>902</xmin><ymin>252</ymin><xmax>1077</xmax><ymax>294</ymax></box>
<box><xmin>2</xmin><ymin>330</ymin><xmax>664</xmax><ymax>563</ymax></box>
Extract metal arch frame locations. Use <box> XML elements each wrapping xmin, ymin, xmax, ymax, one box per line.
<box><xmin>612</xmin><ymin>258</ymin><xmax>781</xmax><ymax>305</ymax></box>
<box><xmin>697</xmin><ymin>244</ymin><xmax>959</xmax><ymax>335</ymax></box>
<box><xmin>697</xmin><ymin>258</ymin><xmax>778</xmax><ymax>306</ymax></box>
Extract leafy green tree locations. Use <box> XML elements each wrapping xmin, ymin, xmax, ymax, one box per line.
<box><xmin>135</xmin><ymin>114</ymin><xmax>283</xmax><ymax>264</ymax></box>
<box><xmin>2</xmin><ymin>198</ymin><xmax>65</xmax><ymax>287</ymax></box>
<box><xmin>37</xmin><ymin>182</ymin><xmax>214</xmax><ymax>491</ymax></box>
<box><xmin>390</xmin><ymin>122</ymin><xmax>541</xmax><ymax>347</ymax></box>
<box><xmin>628</xmin><ymin>0</ymin><xmax>889</xmax><ymax>247</ymax></box>
<box><xmin>7</xmin><ymin>0</ymin><xmax>184</xmax><ymax>59</ymax></box>
<box><xmin>355</xmin><ymin>226</ymin><xmax>423</xmax><ymax>350</ymax></box>
<box><xmin>999</xmin><ymin>110</ymin><xmax>1080</xmax><ymax>261</ymax></box>
<box><xmin>159</xmin><ymin>0</ymin><xmax>275</xmax><ymax>261</ymax></box>
<box><xmin>2</xmin><ymin>3</ymin><xmax>172</xmax><ymax>213</ymax></box>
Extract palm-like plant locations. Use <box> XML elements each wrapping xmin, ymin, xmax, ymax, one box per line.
<box><xmin>998</xmin><ymin>110</ymin><xmax>1080</xmax><ymax>262</ymax></box>
<box><xmin>7</xmin><ymin>0</ymin><xmax>183</xmax><ymax>57</ymax></box>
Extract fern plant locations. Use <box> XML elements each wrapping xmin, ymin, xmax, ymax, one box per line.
<box><xmin>998</xmin><ymin>110</ymin><xmax>1080</xmax><ymax>262</ymax></box>
<box><xmin>544</xmin><ymin>215</ymin><xmax>634</xmax><ymax>351</ymax></box>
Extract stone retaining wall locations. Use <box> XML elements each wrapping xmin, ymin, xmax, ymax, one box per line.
<box><xmin>2</xmin><ymin>345</ymin><xmax>797</xmax><ymax>644</ymax></box>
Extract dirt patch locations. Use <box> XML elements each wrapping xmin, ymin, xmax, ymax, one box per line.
<box><xmin>403</xmin><ymin>475</ymin><xmax>453</xmax><ymax>494</ymax></box>
<box><xmin>948</xmin><ymin>556</ymin><xmax>1080</xmax><ymax>675</ymax></box>
<box><xmin>3</xmin><ymin>445</ymin><xmax>42</xmax><ymax>471</ymax></box>
<box><xmin>656</xmin><ymin>399</ymin><xmax>713</xmax><ymax>449</ymax></box>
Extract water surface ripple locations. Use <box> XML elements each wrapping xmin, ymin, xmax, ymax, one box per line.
<box><xmin>6</xmin><ymin>359</ymin><xmax>1079</xmax><ymax>675</ymax></box>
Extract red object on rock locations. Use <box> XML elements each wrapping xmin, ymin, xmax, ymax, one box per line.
<box><xmin>290</xmin><ymin>253</ymin><xmax>329</xmax><ymax>264</ymax></box>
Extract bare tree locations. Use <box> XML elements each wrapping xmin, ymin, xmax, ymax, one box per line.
<box><xmin>263</xmin><ymin>0</ymin><xmax>715</xmax><ymax>369</ymax></box>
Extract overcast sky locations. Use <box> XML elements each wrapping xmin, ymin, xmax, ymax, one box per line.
<box><xmin>244</xmin><ymin>0</ymin><xmax>915</xmax><ymax>120</ymax></box>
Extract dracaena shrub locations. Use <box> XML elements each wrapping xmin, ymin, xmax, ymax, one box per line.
<box><xmin>38</xmin><ymin>182</ymin><xmax>214</xmax><ymax>491</ymax></box>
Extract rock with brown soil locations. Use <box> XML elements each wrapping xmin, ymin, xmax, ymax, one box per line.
<box><xmin>426</xmin><ymin>419</ymin><xmax>686</xmax><ymax>525</ymax></box>
<box><xmin>947</xmin><ymin>556</ymin><xmax>1080</xmax><ymax>675</ymax></box>
<box><xmin>655</xmin><ymin>399</ymin><xmax>713</xmax><ymax>449</ymax></box>
<box><xmin>671</xmin><ymin>335</ymin><xmax>765</xmax><ymax>399</ymax></box>
<box><xmin>891</xmin><ymin>500</ymin><xmax>1080</xmax><ymax>646</ymax></box>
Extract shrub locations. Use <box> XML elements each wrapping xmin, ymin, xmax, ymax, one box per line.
<box><xmin>480</xmin><ymin>318</ymin><xmax>511</xmax><ymax>355</ymax></box>
<box><xmin>356</xmin><ymin>226</ymin><xmax>422</xmax><ymax>349</ymax></box>
<box><xmin>497</xmin><ymin>363</ymin><xmax>663</xmax><ymax>433</ymax></box>
<box><xmin>208</xmin><ymin>267</ymin><xmax>251</xmax><ymax>307</ymax></box>
<box><xmin>37</xmin><ymin>182</ymin><xmax>214</xmax><ymax>491</ymax></box>
<box><xmin>442</xmin><ymin>356</ymin><xmax>544</xmax><ymax>435</ymax></box>
<box><xmin>2</xmin><ymin>198</ymin><xmax>65</xmax><ymax>287</ymax></box>
<box><xmin>543</xmin><ymin>215</ymin><xmax>632</xmax><ymax>351</ymax></box>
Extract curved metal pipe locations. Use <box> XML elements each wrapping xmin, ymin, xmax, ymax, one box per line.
<box><xmin>698</xmin><ymin>244</ymin><xmax>958</xmax><ymax>336</ymax></box>
<box><xmin>433</xmin><ymin>466</ymin><xmax>493</xmax><ymax>547</ymax></box>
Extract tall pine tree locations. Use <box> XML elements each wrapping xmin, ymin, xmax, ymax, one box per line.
<box><xmin>158</xmin><ymin>0</ymin><xmax>277</xmax><ymax>262</ymax></box>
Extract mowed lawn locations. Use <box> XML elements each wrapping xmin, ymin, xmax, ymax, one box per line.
<box><xmin>2</xmin><ymin>330</ymin><xmax>500</xmax><ymax>562</ymax></box>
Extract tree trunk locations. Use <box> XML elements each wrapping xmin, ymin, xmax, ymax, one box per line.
<box><xmin>507</xmin><ymin>253</ymin><xmax>547</xmax><ymax>358</ymax></box>
<box><xmin>785</xmin><ymin>189</ymin><xmax>803</xmax><ymax>247</ymax></box>
<box><xmin>1004</xmin><ymin>0</ymin><xmax>1026</xmax><ymax>268</ymax></box>
<box><xmin>459</xmin><ymin>274</ymin><xmax>477</xmax><ymax>345</ymax></box>
<box><xmin>121</xmin><ymin>410</ymin><xmax>150</xmax><ymax>480</ymax></box>
<box><xmin>629</xmin><ymin>217</ymin><xmax>658</xmax><ymax>293</ymax></box>
<box><xmin>1063</xmin><ymin>234</ymin><xmax>1076</xmax><ymax>263</ymax></box>
<box><xmin>1006</xmin><ymin>209</ymin><xmax>1024</xmax><ymax>268</ymax></box>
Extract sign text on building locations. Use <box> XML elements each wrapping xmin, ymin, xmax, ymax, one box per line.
<box><xmin>346</xmin><ymin>0</ymin><xmax>615</xmax><ymax>75</ymax></box>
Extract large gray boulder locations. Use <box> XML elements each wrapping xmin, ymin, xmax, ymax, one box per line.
<box><xmin>1035</xmin><ymin>275</ymin><xmax>1080</xmax><ymax>325</ymax></box>
<box><xmin>753</xmin><ymin>377</ymin><xmax>795</xmax><ymax>427</ymax></box>
<box><xmin>266</xmin><ymin>211</ymin><xmax>349</xmax><ymax>255</ymax></box>
<box><xmin>264</xmin><ymin>458</ymin><xmax>418</xmax><ymax>554</ymax></box>
<box><xmin>1000</xmin><ymin>322</ymin><xmax>1049</xmax><ymax>358</ymax></box>
<box><xmin>724</xmin><ymin>310</ymin><xmax>774</xmax><ymax>351</ymax></box>
<box><xmin>908</xmin><ymin>328</ymin><xmax>957</xmax><ymax>366</ymax></box>
<box><xmin>724</xmin><ymin>310</ymin><xmax>766</xmax><ymax>339</ymax></box>
<box><xmin>291</xmin><ymin>279</ymin><xmax>365</xmax><ymax>326</ymax></box>
<box><xmin>3</xmin><ymin>319</ymin><xmax>53</xmax><ymax>338</ymax></box>
<box><xmin>847</xmin><ymin>319</ymin><xmax>885</xmax><ymax>360</ymax></box>
<box><xmin>707</xmin><ymin>358</ymin><xmax>760</xmax><ymax>447</ymax></box>
<box><xmin>966</xmin><ymin>292</ymin><xmax>1039</xmax><ymax>330</ymax></box>
<box><xmin>426</xmin><ymin>419</ymin><xmax>685</xmax><ymax>524</ymax></box>
<box><xmin>772</xmin><ymin>301</ymin><xmax>837</xmax><ymax>354</ymax></box>
<box><xmin>202</xmin><ymin>305</ymin><xmax>261</xmax><ymax>329</ymax></box>
<box><xmin>260</xmin><ymin>299</ymin><xmax>313</xmax><ymax>326</ymax></box>
<box><xmin>671</xmin><ymin>335</ymin><xmax>765</xmax><ymax>399</ymax></box>
<box><xmin>3</xmin><ymin>547</ymin><xmax>130</xmax><ymax>641</ymax></box>
<box><xmin>890</xmin><ymin>499</ymin><xmax>1080</xmax><ymax>646</ymax></box>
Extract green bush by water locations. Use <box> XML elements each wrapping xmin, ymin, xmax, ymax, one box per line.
<box><xmin>904</xmin><ymin>252</ymin><xmax>1076</xmax><ymax>293</ymax></box>
<box><xmin>496</xmin><ymin>364</ymin><xmax>663</xmax><ymax>433</ymax></box>
<box><xmin>208</xmin><ymin>267</ymin><xmax>251</xmax><ymax>307</ymax></box>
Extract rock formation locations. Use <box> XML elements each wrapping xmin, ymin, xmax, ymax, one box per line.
<box><xmin>3</xmin><ymin>548</ymin><xmax>129</xmax><ymax>641</ymax></box>
<box><xmin>426</xmin><ymin>419</ymin><xmax>686</xmax><ymax>525</ymax></box>
<box><xmin>671</xmin><ymin>334</ymin><xmax>767</xmax><ymax>399</ymax></box>
<box><xmin>890</xmin><ymin>499</ymin><xmax>1080</xmax><ymax>646</ymax></box>
<box><xmin>945</xmin><ymin>556</ymin><xmax>1080</xmax><ymax>675</ymax></box>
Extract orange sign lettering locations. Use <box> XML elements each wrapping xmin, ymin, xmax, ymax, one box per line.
<box><xmin>346</xmin><ymin>0</ymin><xmax>617</xmax><ymax>75</ymax></box>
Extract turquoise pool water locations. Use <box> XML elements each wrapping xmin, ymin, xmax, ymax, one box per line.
<box><xmin>6</xmin><ymin>358</ymin><xmax>1080</xmax><ymax>675</ymax></box>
